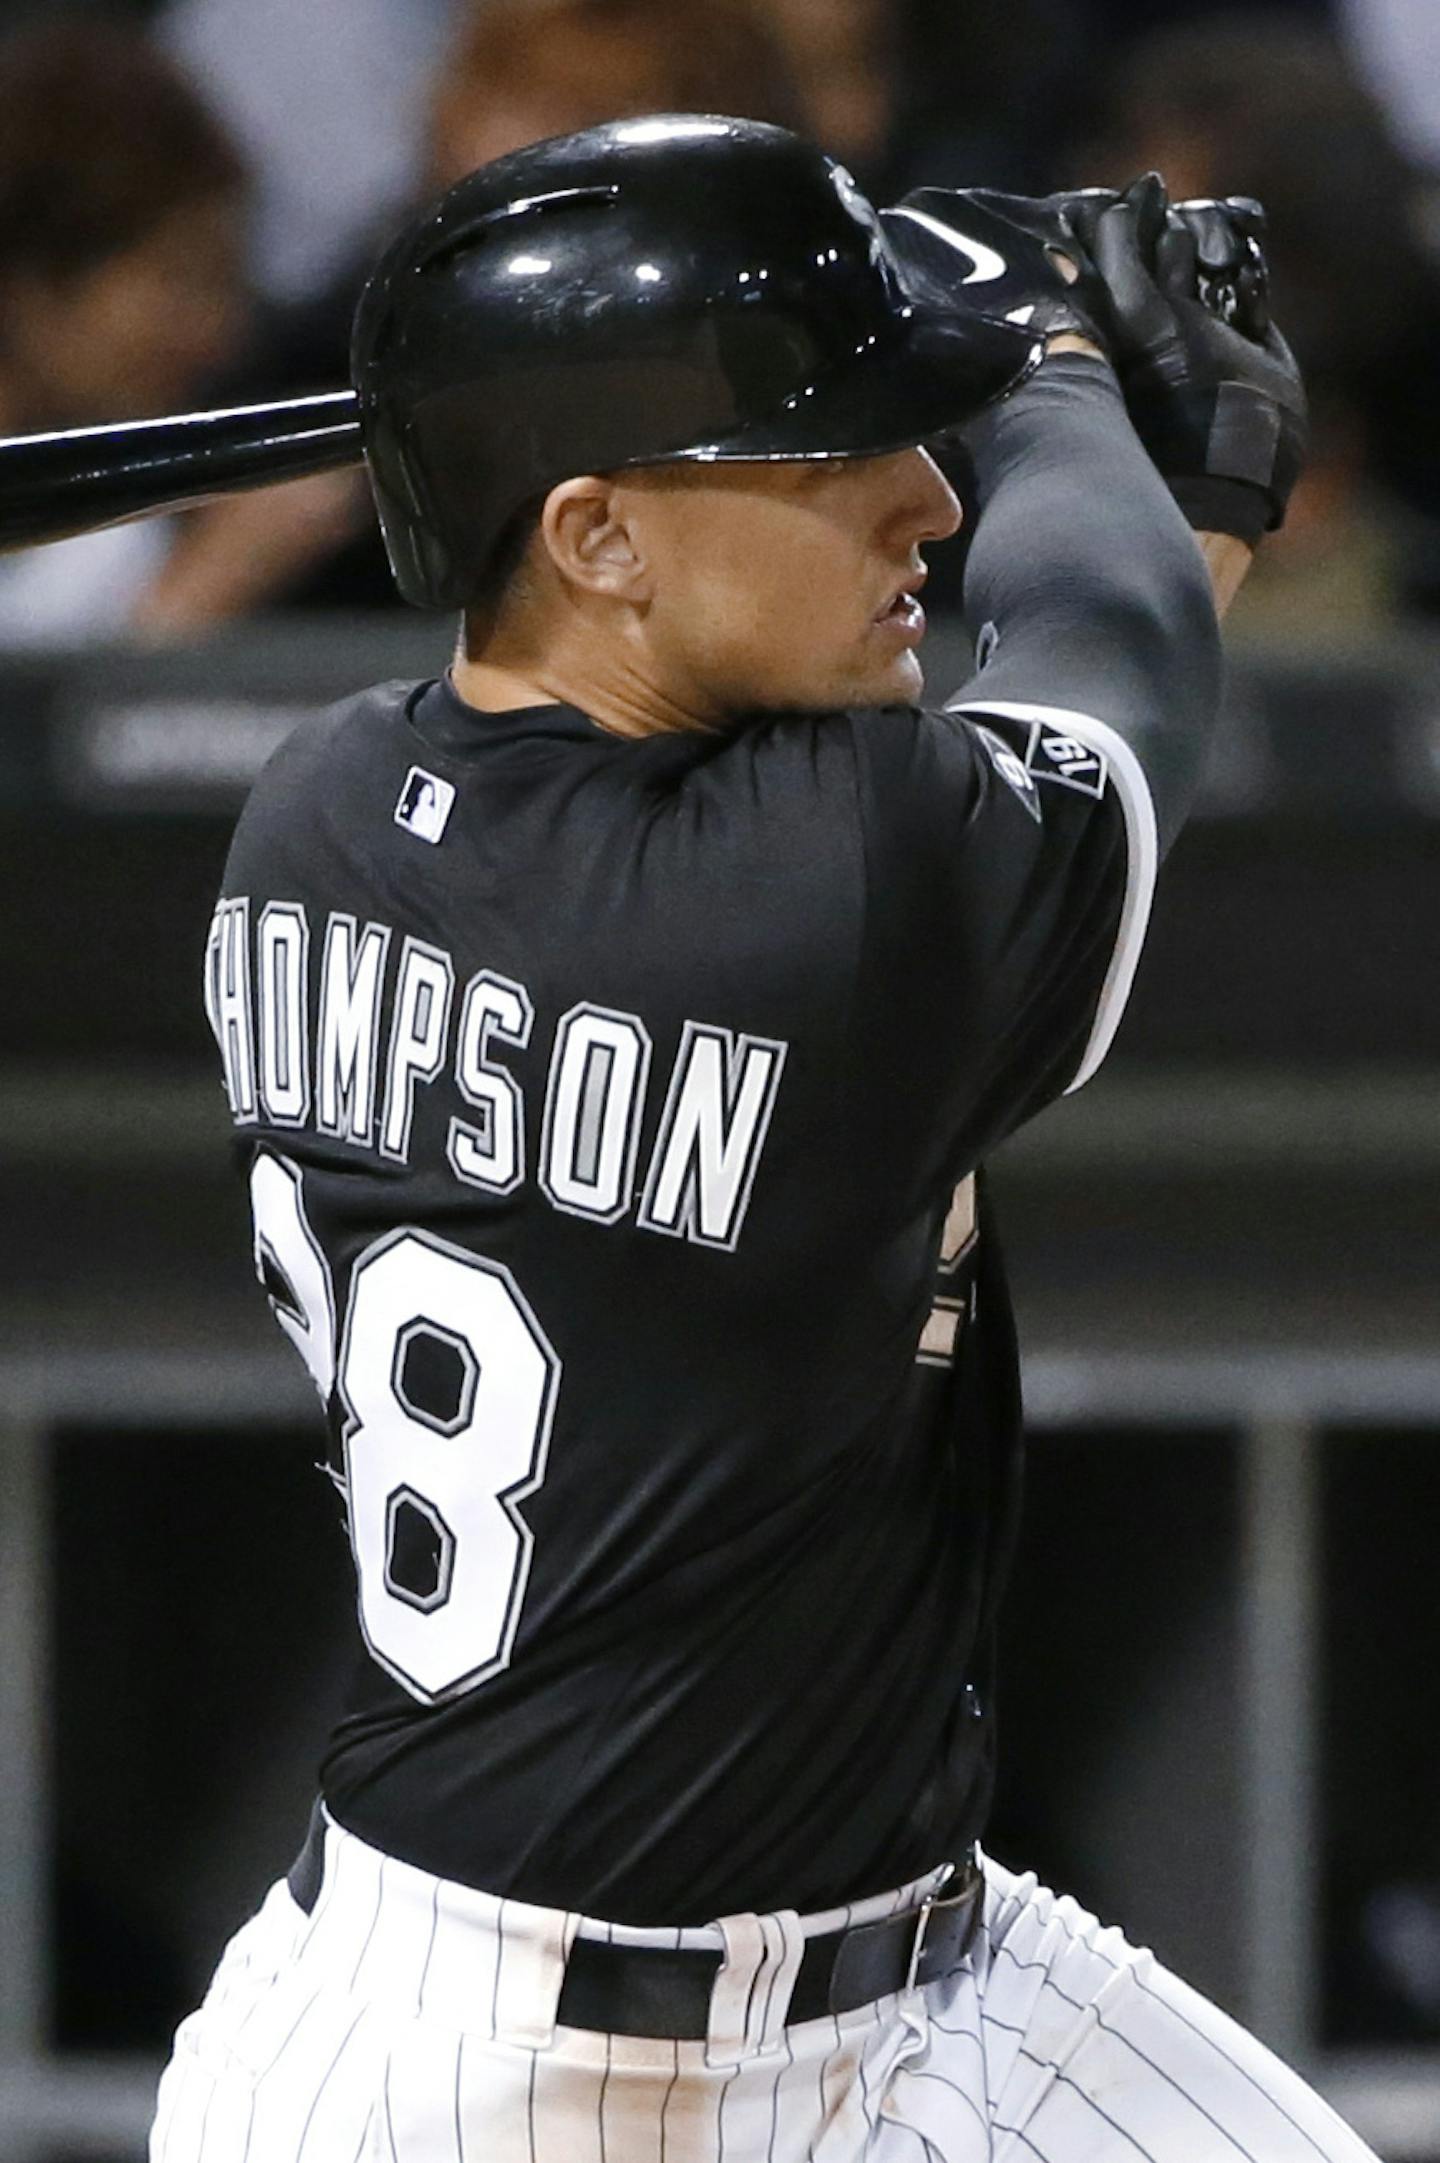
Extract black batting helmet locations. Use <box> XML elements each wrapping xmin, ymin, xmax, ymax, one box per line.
<box><xmin>352</xmin><ymin>115</ymin><xmax>1040</xmax><ymax>610</ymax></box>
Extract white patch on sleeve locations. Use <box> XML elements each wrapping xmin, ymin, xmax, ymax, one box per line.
<box><xmin>973</xmin><ymin>723</ymin><xmax>1041</xmax><ymax>823</ymax></box>
<box><xmin>1023</xmin><ymin>720</ymin><xmax>1108</xmax><ymax>798</ymax></box>
<box><xmin>949</xmin><ymin>697</ymin><xmax>1159</xmax><ymax>1093</ymax></box>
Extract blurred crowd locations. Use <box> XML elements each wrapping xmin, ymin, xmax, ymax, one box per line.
<box><xmin>2</xmin><ymin>0</ymin><xmax>1440</xmax><ymax>647</ymax></box>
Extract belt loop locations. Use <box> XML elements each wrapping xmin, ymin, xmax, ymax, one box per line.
<box><xmin>905</xmin><ymin>1860</ymin><xmax>956</xmax><ymax>1995</ymax></box>
<box><xmin>490</xmin><ymin>1897</ymin><xmax>580</xmax><ymax>2050</ymax></box>
<box><xmin>705</xmin><ymin>1907</ymin><xmax>804</xmax><ymax>2068</ymax></box>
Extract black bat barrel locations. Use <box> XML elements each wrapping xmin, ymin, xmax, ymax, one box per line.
<box><xmin>0</xmin><ymin>389</ymin><xmax>365</xmax><ymax>552</ymax></box>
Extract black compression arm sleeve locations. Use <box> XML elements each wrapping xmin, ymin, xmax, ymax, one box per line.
<box><xmin>950</xmin><ymin>353</ymin><xmax>1223</xmax><ymax>855</ymax></box>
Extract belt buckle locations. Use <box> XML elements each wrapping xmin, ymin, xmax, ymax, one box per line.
<box><xmin>903</xmin><ymin>1861</ymin><xmax>956</xmax><ymax>1994</ymax></box>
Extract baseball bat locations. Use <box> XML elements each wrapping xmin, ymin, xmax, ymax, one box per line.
<box><xmin>0</xmin><ymin>389</ymin><xmax>364</xmax><ymax>553</ymax></box>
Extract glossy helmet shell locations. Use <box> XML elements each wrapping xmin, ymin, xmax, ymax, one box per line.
<box><xmin>352</xmin><ymin>115</ymin><xmax>1039</xmax><ymax>609</ymax></box>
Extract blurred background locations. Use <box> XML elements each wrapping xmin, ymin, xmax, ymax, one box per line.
<box><xmin>0</xmin><ymin>0</ymin><xmax>1436</xmax><ymax>2156</ymax></box>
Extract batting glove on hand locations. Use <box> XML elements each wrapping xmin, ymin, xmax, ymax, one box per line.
<box><xmin>1066</xmin><ymin>174</ymin><xmax>1309</xmax><ymax>541</ymax></box>
<box><xmin>882</xmin><ymin>185</ymin><xmax>1115</xmax><ymax>350</ymax></box>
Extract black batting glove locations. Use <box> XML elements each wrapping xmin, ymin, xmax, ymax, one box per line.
<box><xmin>1067</xmin><ymin>175</ymin><xmax>1308</xmax><ymax>542</ymax></box>
<box><xmin>882</xmin><ymin>186</ymin><xmax>1114</xmax><ymax>350</ymax></box>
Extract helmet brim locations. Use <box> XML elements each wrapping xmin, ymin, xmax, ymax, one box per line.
<box><xmin>645</xmin><ymin>301</ymin><xmax>1041</xmax><ymax>466</ymax></box>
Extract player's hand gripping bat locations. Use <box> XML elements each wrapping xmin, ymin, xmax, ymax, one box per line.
<box><xmin>0</xmin><ymin>389</ymin><xmax>363</xmax><ymax>555</ymax></box>
<box><xmin>1065</xmin><ymin>176</ymin><xmax>1307</xmax><ymax>538</ymax></box>
<box><xmin>883</xmin><ymin>174</ymin><xmax>1307</xmax><ymax>541</ymax></box>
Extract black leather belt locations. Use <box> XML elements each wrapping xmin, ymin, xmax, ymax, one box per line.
<box><xmin>288</xmin><ymin>1808</ymin><xmax>983</xmax><ymax>2041</ymax></box>
<box><xmin>557</xmin><ymin>1855</ymin><xmax>984</xmax><ymax>2039</ymax></box>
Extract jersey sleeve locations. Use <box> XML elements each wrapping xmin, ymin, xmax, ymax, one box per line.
<box><xmin>849</xmin><ymin>696</ymin><xmax>1157</xmax><ymax>1153</ymax></box>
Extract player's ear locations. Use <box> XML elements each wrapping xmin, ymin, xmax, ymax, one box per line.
<box><xmin>540</xmin><ymin>477</ymin><xmax>651</xmax><ymax>602</ymax></box>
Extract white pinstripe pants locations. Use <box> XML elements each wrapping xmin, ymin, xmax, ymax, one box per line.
<box><xmin>150</xmin><ymin>1817</ymin><xmax>1378</xmax><ymax>2162</ymax></box>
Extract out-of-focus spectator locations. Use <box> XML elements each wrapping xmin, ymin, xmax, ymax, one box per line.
<box><xmin>0</xmin><ymin>17</ymin><xmax>362</xmax><ymax>648</ymax></box>
<box><xmin>726</xmin><ymin>0</ymin><xmax>1091</xmax><ymax>201</ymax></box>
<box><xmin>1085</xmin><ymin>12</ymin><xmax>1440</xmax><ymax>637</ymax></box>
<box><xmin>162</xmin><ymin>0</ymin><xmax>461</xmax><ymax>306</ymax></box>
<box><xmin>749</xmin><ymin>0</ymin><xmax>894</xmax><ymax>179</ymax></box>
<box><xmin>752</xmin><ymin>0</ymin><xmax>1090</xmax><ymax>200</ymax></box>
<box><xmin>892</xmin><ymin>0</ymin><xmax>1092</xmax><ymax>196</ymax></box>
<box><xmin>0</xmin><ymin>19</ymin><xmax>247</xmax><ymax>438</ymax></box>
<box><xmin>0</xmin><ymin>17</ymin><xmax>244</xmax><ymax>646</ymax></box>
<box><xmin>429</xmin><ymin>0</ymin><xmax>803</xmax><ymax>187</ymax></box>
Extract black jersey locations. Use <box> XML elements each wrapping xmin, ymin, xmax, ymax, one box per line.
<box><xmin>206</xmin><ymin>673</ymin><xmax>1152</xmax><ymax>1923</ymax></box>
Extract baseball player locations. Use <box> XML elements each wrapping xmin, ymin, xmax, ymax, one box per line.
<box><xmin>154</xmin><ymin>119</ymin><xmax>1370</xmax><ymax>2160</ymax></box>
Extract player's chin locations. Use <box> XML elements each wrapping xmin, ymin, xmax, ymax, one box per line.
<box><xmin>809</xmin><ymin>633</ymin><xmax>924</xmax><ymax>713</ymax></box>
<box><xmin>857</xmin><ymin>615</ymin><xmax>927</xmax><ymax>704</ymax></box>
<box><xmin>860</xmin><ymin>646</ymin><xmax>925</xmax><ymax>706</ymax></box>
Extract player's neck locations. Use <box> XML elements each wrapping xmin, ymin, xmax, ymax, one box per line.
<box><xmin>452</xmin><ymin>623</ymin><xmax>720</xmax><ymax>741</ymax></box>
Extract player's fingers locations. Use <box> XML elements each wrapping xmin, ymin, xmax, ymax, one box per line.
<box><xmin>1174</xmin><ymin>199</ymin><xmax>1254</xmax><ymax>326</ymax></box>
<box><xmin>1091</xmin><ymin>196</ymin><xmax>1173</xmax><ymax>345</ymax></box>
<box><xmin>1052</xmin><ymin>187</ymin><xmax>1120</xmax><ymax>258</ymax></box>
<box><xmin>1174</xmin><ymin>200</ymin><xmax>1244</xmax><ymax>279</ymax></box>
<box><xmin>1222</xmin><ymin>194</ymin><xmax>1268</xmax><ymax>241</ymax></box>
<box><xmin>1154</xmin><ymin>217</ymin><xmax>1198</xmax><ymax>304</ymax></box>
<box><xmin>1123</xmin><ymin>171</ymin><xmax>1170</xmax><ymax>262</ymax></box>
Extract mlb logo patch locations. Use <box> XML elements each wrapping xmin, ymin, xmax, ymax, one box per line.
<box><xmin>394</xmin><ymin>766</ymin><xmax>455</xmax><ymax>845</ymax></box>
<box><xmin>1024</xmin><ymin>722</ymin><xmax>1108</xmax><ymax>799</ymax></box>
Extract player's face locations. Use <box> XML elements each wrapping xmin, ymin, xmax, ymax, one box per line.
<box><xmin>623</xmin><ymin>448</ymin><xmax>962</xmax><ymax>715</ymax></box>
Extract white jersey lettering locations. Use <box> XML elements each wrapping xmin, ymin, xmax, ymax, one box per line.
<box><xmin>540</xmin><ymin>1005</ymin><xmax>652</xmax><ymax>1223</ymax></box>
<box><xmin>316</xmin><ymin>914</ymin><xmax>391</xmax><ymax>1146</ymax></box>
<box><xmin>380</xmin><ymin>939</ymin><xmax>455</xmax><ymax>1162</ymax></box>
<box><xmin>256</xmin><ymin>902</ymin><xmax>310</xmax><ymax>1126</ymax></box>
<box><xmin>639</xmin><ymin>1021</ymin><xmax>787</xmax><ymax>1250</ymax></box>
<box><xmin>448</xmin><ymin>970</ymin><xmax>533</xmax><ymax>1194</ymax></box>
<box><xmin>205</xmin><ymin>897</ymin><xmax>257</xmax><ymax>1122</ymax></box>
<box><xmin>205</xmin><ymin>903</ymin><xmax>787</xmax><ymax>1250</ymax></box>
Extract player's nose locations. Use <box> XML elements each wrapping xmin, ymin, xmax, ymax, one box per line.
<box><xmin>886</xmin><ymin>446</ymin><xmax>963</xmax><ymax>545</ymax></box>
